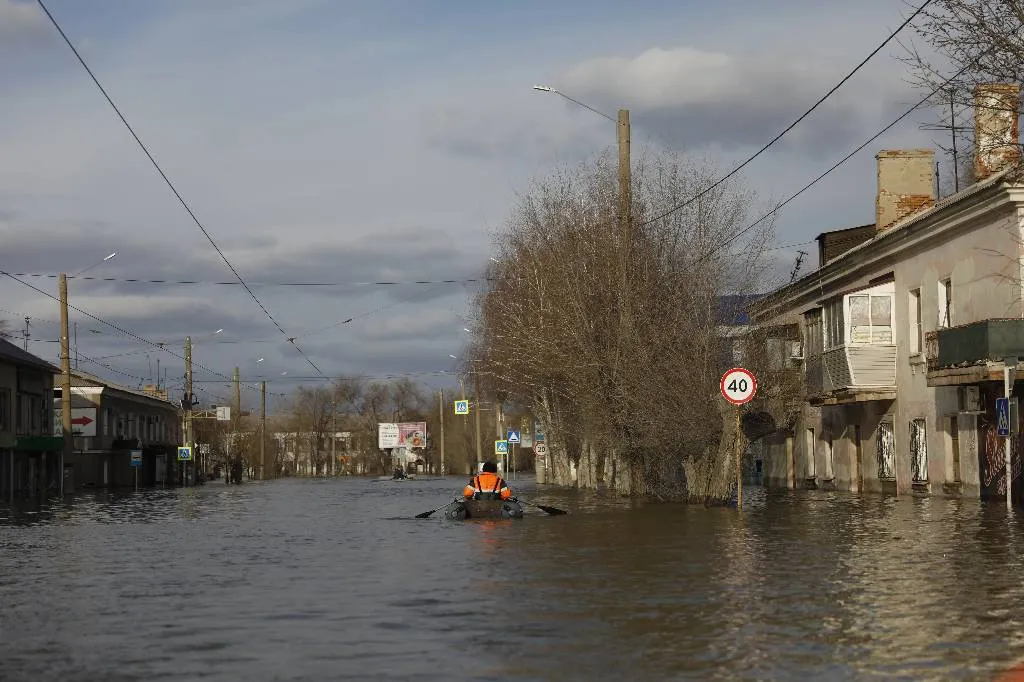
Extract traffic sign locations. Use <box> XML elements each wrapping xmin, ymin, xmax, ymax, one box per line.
<box><xmin>507</xmin><ymin>430</ymin><xmax>520</xmax><ymax>444</ymax></box>
<box><xmin>495</xmin><ymin>439</ymin><xmax>508</xmax><ymax>455</ymax></box>
<box><xmin>454</xmin><ymin>399</ymin><xmax>469</xmax><ymax>415</ymax></box>
<box><xmin>534</xmin><ymin>443</ymin><xmax>548</xmax><ymax>457</ymax></box>
<box><xmin>720</xmin><ymin>367</ymin><xmax>757</xmax><ymax>405</ymax></box>
<box><xmin>130</xmin><ymin>449</ymin><xmax>143</xmax><ymax>467</ymax></box>
<box><xmin>535</xmin><ymin>426</ymin><xmax>545</xmax><ymax>443</ymax></box>
<box><xmin>177</xmin><ymin>446</ymin><xmax>193</xmax><ymax>461</ymax></box>
<box><xmin>998</xmin><ymin>397</ymin><xmax>1010</xmax><ymax>436</ymax></box>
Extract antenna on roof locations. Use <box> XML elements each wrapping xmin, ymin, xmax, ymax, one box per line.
<box><xmin>789</xmin><ymin>250</ymin><xmax>808</xmax><ymax>283</ymax></box>
<box><xmin>919</xmin><ymin>86</ymin><xmax>970</xmax><ymax>196</ymax></box>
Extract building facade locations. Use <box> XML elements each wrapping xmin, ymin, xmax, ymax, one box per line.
<box><xmin>0</xmin><ymin>338</ymin><xmax>61</xmax><ymax>499</ymax></box>
<box><xmin>750</xmin><ymin>83</ymin><xmax>1024</xmax><ymax>503</ymax></box>
<box><xmin>54</xmin><ymin>370</ymin><xmax>183</xmax><ymax>490</ymax></box>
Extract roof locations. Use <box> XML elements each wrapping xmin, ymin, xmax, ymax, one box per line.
<box><xmin>751</xmin><ymin>165</ymin><xmax>1018</xmax><ymax>319</ymax></box>
<box><xmin>57</xmin><ymin>368</ymin><xmax>178</xmax><ymax>408</ymax></box>
<box><xmin>0</xmin><ymin>337</ymin><xmax>60</xmax><ymax>373</ymax></box>
<box><xmin>814</xmin><ymin>222</ymin><xmax>875</xmax><ymax>240</ymax></box>
<box><xmin>718</xmin><ymin>294</ymin><xmax>764</xmax><ymax>326</ymax></box>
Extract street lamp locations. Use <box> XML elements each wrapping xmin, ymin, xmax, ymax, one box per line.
<box><xmin>71</xmin><ymin>251</ymin><xmax>117</xmax><ymax>278</ymax></box>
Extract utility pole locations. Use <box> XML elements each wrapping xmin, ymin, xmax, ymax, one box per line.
<box><xmin>474</xmin><ymin>373</ymin><xmax>482</xmax><ymax>469</ymax></box>
<box><xmin>260</xmin><ymin>380</ymin><xmax>267</xmax><ymax>481</ymax></box>
<box><xmin>58</xmin><ymin>274</ymin><xmax>71</xmax><ymax>498</ymax></box>
<box><xmin>233</xmin><ymin>366</ymin><xmax>240</xmax><ymax>479</ymax></box>
<box><xmin>618</xmin><ymin>109</ymin><xmax>631</xmax><ymax>248</ymax></box>
<box><xmin>73</xmin><ymin>322</ymin><xmax>78</xmax><ymax>369</ymax></box>
<box><xmin>22</xmin><ymin>316</ymin><xmax>29</xmax><ymax>351</ymax></box>
<box><xmin>439</xmin><ymin>389</ymin><xmax>445</xmax><ymax>476</ymax></box>
<box><xmin>184</xmin><ymin>336</ymin><xmax>193</xmax><ymax>488</ymax></box>
<box><xmin>330</xmin><ymin>401</ymin><xmax>337</xmax><ymax>477</ymax></box>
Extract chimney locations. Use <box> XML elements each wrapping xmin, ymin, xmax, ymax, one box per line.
<box><xmin>974</xmin><ymin>83</ymin><xmax>1021</xmax><ymax>181</ymax></box>
<box><xmin>875</xmin><ymin>149</ymin><xmax>936</xmax><ymax>233</ymax></box>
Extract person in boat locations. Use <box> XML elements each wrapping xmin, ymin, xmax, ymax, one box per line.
<box><xmin>393</xmin><ymin>466</ymin><xmax>406</xmax><ymax>480</ymax></box>
<box><xmin>464</xmin><ymin>461</ymin><xmax>513</xmax><ymax>501</ymax></box>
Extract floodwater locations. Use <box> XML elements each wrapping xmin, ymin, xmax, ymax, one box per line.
<box><xmin>3</xmin><ymin>478</ymin><xmax>1024</xmax><ymax>681</ymax></box>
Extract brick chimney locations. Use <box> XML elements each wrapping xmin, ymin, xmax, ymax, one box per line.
<box><xmin>875</xmin><ymin>149</ymin><xmax>936</xmax><ymax>233</ymax></box>
<box><xmin>974</xmin><ymin>83</ymin><xmax>1021</xmax><ymax>181</ymax></box>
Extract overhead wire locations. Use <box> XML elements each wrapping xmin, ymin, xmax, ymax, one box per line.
<box><xmin>635</xmin><ymin>0</ymin><xmax>934</xmax><ymax>228</ymax></box>
<box><xmin>34</xmin><ymin>0</ymin><xmax>324</xmax><ymax>377</ymax></box>
<box><xmin>684</xmin><ymin>52</ymin><xmax>991</xmax><ymax>270</ymax></box>
<box><xmin>1</xmin><ymin>272</ymin><xmax>496</xmax><ymax>287</ymax></box>
<box><xmin>0</xmin><ymin>271</ymin><xmax>265</xmax><ymax>396</ymax></box>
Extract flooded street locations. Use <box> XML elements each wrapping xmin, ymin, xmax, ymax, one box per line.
<box><xmin>4</xmin><ymin>478</ymin><xmax>1024</xmax><ymax>681</ymax></box>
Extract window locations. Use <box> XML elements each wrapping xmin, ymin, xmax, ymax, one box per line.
<box><xmin>938</xmin><ymin>278</ymin><xmax>952</xmax><ymax>328</ymax></box>
<box><xmin>0</xmin><ymin>388</ymin><xmax>9</xmax><ymax>432</ymax></box>
<box><xmin>876</xmin><ymin>420</ymin><xmax>895</xmax><ymax>480</ymax></box>
<box><xmin>824</xmin><ymin>298</ymin><xmax>844</xmax><ymax>349</ymax></box>
<box><xmin>909</xmin><ymin>288</ymin><xmax>922</xmax><ymax>355</ymax></box>
<box><xmin>910</xmin><ymin>418</ymin><xmax>928</xmax><ymax>483</ymax></box>
<box><xmin>804</xmin><ymin>309</ymin><xmax>823</xmax><ymax>356</ymax></box>
<box><xmin>806</xmin><ymin>428</ymin><xmax>816</xmax><ymax>478</ymax></box>
<box><xmin>849</xmin><ymin>293</ymin><xmax>893</xmax><ymax>345</ymax></box>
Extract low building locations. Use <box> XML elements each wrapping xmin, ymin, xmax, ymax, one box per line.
<box><xmin>54</xmin><ymin>370</ymin><xmax>183</xmax><ymax>490</ymax></box>
<box><xmin>750</xmin><ymin>83</ymin><xmax>1024</xmax><ymax>502</ymax></box>
<box><xmin>0</xmin><ymin>338</ymin><xmax>61</xmax><ymax>499</ymax></box>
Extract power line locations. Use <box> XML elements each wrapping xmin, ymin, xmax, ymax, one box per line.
<box><xmin>35</xmin><ymin>0</ymin><xmax>324</xmax><ymax>378</ymax></box>
<box><xmin>0</xmin><ymin>270</ymin><xmax>263</xmax><ymax>396</ymax></box>
<box><xmin>1</xmin><ymin>272</ymin><xmax>496</xmax><ymax>288</ymax></box>
<box><xmin>638</xmin><ymin>0</ymin><xmax>934</xmax><ymax>228</ymax></box>
<box><xmin>688</xmin><ymin>54</ymin><xmax>985</xmax><ymax>270</ymax></box>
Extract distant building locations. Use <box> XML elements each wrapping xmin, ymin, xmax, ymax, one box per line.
<box><xmin>53</xmin><ymin>369</ymin><xmax>182</xmax><ymax>490</ymax></box>
<box><xmin>0</xmin><ymin>338</ymin><xmax>61</xmax><ymax>498</ymax></box>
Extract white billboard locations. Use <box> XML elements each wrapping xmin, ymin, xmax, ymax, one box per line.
<box><xmin>53</xmin><ymin>407</ymin><xmax>97</xmax><ymax>437</ymax></box>
<box><xmin>378</xmin><ymin>423</ymin><xmax>400</xmax><ymax>449</ymax></box>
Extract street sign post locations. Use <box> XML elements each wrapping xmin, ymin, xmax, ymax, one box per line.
<box><xmin>506</xmin><ymin>430</ymin><xmax>520</xmax><ymax>444</ymax></box>
<box><xmin>130</xmin><ymin>449</ymin><xmax>142</xmax><ymax>491</ymax></box>
<box><xmin>720</xmin><ymin>367</ymin><xmax>758</xmax><ymax>511</ymax></box>
<box><xmin>454</xmin><ymin>400</ymin><xmax>469</xmax><ymax>415</ymax></box>
<box><xmin>998</xmin><ymin>397</ymin><xmax>1011</xmax><ymax>437</ymax></box>
<box><xmin>177</xmin><ymin>446</ymin><xmax>193</xmax><ymax>461</ymax></box>
<box><xmin>495</xmin><ymin>439</ymin><xmax>508</xmax><ymax>455</ymax></box>
<box><xmin>720</xmin><ymin>367</ymin><xmax>757</xmax><ymax>405</ymax></box>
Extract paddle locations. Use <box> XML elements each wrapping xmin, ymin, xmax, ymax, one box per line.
<box><xmin>515</xmin><ymin>499</ymin><xmax>568</xmax><ymax>515</ymax></box>
<box><xmin>415</xmin><ymin>499</ymin><xmax>458</xmax><ymax>519</ymax></box>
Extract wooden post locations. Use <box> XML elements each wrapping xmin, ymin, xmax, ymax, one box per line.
<box><xmin>617</xmin><ymin>109</ymin><xmax>631</xmax><ymax>249</ymax></box>
<box><xmin>474</xmin><ymin>373</ymin><xmax>482</xmax><ymax>470</ymax></box>
<box><xmin>260</xmin><ymin>380</ymin><xmax>267</xmax><ymax>480</ymax></box>
<box><xmin>184</xmin><ymin>336</ymin><xmax>193</xmax><ymax>486</ymax></box>
<box><xmin>439</xmin><ymin>389</ymin><xmax>445</xmax><ymax>476</ymax></box>
<box><xmin>59</xmin><ymin>273</ymin><xmax>71</xmax><ymax>498</ymax></box>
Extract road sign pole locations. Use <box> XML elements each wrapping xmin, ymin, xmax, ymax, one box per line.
<box><xmin>735</xmin><ymin>405</ymin><xmax>742</xmax><ymax>510</ymax></box>
<box><xmin>720</xmin><ymin>367</ymin><xmax>757</xmax><ymax>511</ymax></box>
<box><xmin>1006</xmin><ymin>361</ymin><xmax>1015</xmax><ymax>509</ymax></box>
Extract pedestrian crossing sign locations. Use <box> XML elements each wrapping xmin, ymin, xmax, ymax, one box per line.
<box><xmin>495</xmin><ymin>439</ymin><xmax>508</xmax><ymax>455</ymax></box>
<box><xmin>177</xmin><ymin>446</ymin><xmax>193</xmax><ymax>461</ymax></box>
<box><xmin>454</xmin><ymin>400</ymin><xmax>469</xmax><ymax>415</ymax></box>
<box><xmin>998</xmin><ymin>397</ymin><xmax>1011</xmax><ymax>436</ymax></box>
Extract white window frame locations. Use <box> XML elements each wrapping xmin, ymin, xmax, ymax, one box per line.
<box><xmin>846</xmin><ymin>282</ymin><xmax>895</xmax><ymax>346</ymax></box>
<box><xmin>938</xmin><ymin>278</ymin><xmax>953</xmax><ymax>328</ymax></box>
<box><xmin>909</xmin><ymin>288</ymin><xmax>922</xmax><ymax>355</ymax></box>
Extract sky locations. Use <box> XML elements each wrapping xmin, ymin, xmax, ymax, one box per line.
<box><xmin>0</xmin><ymin>0</ymin><xmax>954</xmax><ymax>411</ymax></box>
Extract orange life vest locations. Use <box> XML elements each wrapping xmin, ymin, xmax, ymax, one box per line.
<box><xmin>463</xmin><ymin>472</ymin><xmax>512</xmax><ymax>500</ymax></box>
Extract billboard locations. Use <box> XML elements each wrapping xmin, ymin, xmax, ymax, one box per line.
<box><xmin>377</xmin><ymin>422</ymin><xmax>427</xmax><ymax>449</ymax></box>
<box><xmin>53</xmin><ymin>407</ymin><xmax>97</xmax><ymax>437</ymax></box>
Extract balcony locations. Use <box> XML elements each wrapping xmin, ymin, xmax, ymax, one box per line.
<box><xmin>806</xmin><ymin>344</ymin><xmax>897</xmax><ymax>405</ymax></box>
<box><xmin>926</xmin><ymin>319</ymin><xmax>1024</xmax><ymax>386</ymax></box>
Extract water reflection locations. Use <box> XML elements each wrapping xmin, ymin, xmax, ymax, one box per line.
<box><xmin>3</xmin><ymin>480</ymin><xmax>1024</xmax><ymax>680</ymax></box>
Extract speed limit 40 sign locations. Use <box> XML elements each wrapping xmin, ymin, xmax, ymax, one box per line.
<box><xmin>721</xmin><ymin>367</ymin><xmax>757</xmax><ymax>405</ymax></box>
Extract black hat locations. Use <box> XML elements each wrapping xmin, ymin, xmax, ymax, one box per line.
<box><xmin>482</xmin><ymin>460</ymin><xmax>498</xmax><ymax>473</ymax></box>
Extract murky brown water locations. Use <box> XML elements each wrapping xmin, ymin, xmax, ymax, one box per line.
<box><xmin>2</xmin><ymin>477</ymin><xmax>1024</xmax><ymax>681</ymax></box>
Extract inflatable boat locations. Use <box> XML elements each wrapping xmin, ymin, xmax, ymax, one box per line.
<box><xmin>444</xmin><ymin>498</ymin><xmax>525</xmax><ymax>520</ymax></box>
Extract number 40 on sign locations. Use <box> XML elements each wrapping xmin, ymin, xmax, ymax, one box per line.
<box><xmin>721</xmin><ymin>367</ymin><xmax>757</xmax><ymax>405</ymax></box>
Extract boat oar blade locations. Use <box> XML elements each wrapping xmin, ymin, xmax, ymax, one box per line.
<box><xmin>520</xmin><ymin>500</ymin><xmax>567</xmax><ymax>515</ymax></box>
<box><xmin>415</xmin><ymin>500</ymin><xmax>456</xmax><ymax>519</ymax></box>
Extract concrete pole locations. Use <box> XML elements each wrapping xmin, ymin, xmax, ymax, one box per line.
<box><xmin>260</xmin><ymin>380</ymin><xmax>266</xmax><ymax>480</ymax></box>
<box><xmin>233</xmin><ymin>366</ymin><xmax>240</xmax><ymax>479</ymax></box>
<box><xmin>59</xmin><ymin>273</ymin><xmax>71</xmax><ymax>498</ymax></box>
<box><xmin>184</xmin><ymin>336</ymin><xmax>193</xmax><ymax>487</ymax></box>
<box><xmin>1005</xmin><ymin>363</ymin><xmax>1014</xmax><ymax>509</ymax></box>
<box><xmin>331</xmin><ymin>402</ymin><xmax>337</xmax><ymax>477</ymax></box>
<box><xmin>474</xmin><ymin>373</ymin><xmax>482</xmax><ymax>469</ymax></box>
<box><xmin>618</xmin><ymin>109</ymin><xmax>631</xmax><ymax>250</ymax></box>
<box><xmin>439</xmin><ymin>389</ymin><xmax>445</xmax><ymax>476</ymax></box>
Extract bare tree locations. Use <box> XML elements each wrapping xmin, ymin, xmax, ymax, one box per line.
<box><xmin>902</xmin><ymin>0</ymin><xmax>1024</xmax><ymax>189</ymax></box>
<box><xmin>467</xmin><ymin>147</ymin><xmax>777</xmax><ymax>503</ymax></box>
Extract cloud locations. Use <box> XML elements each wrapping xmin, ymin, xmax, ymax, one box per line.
<box><xmin>0</xmin><ymin>0</ymin><xmax>45</xmax><ymax>40</ymax></box>
<box><xmin>559</xmin><ymin>46</ymin><xmax>915</xmax><ymax>156</ymax></box>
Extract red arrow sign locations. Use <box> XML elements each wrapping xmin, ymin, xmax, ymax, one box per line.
<box><xmin>71</xmin><ymin>416</ymin><xmax>94</xmax><ymax>426</ymax></box>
